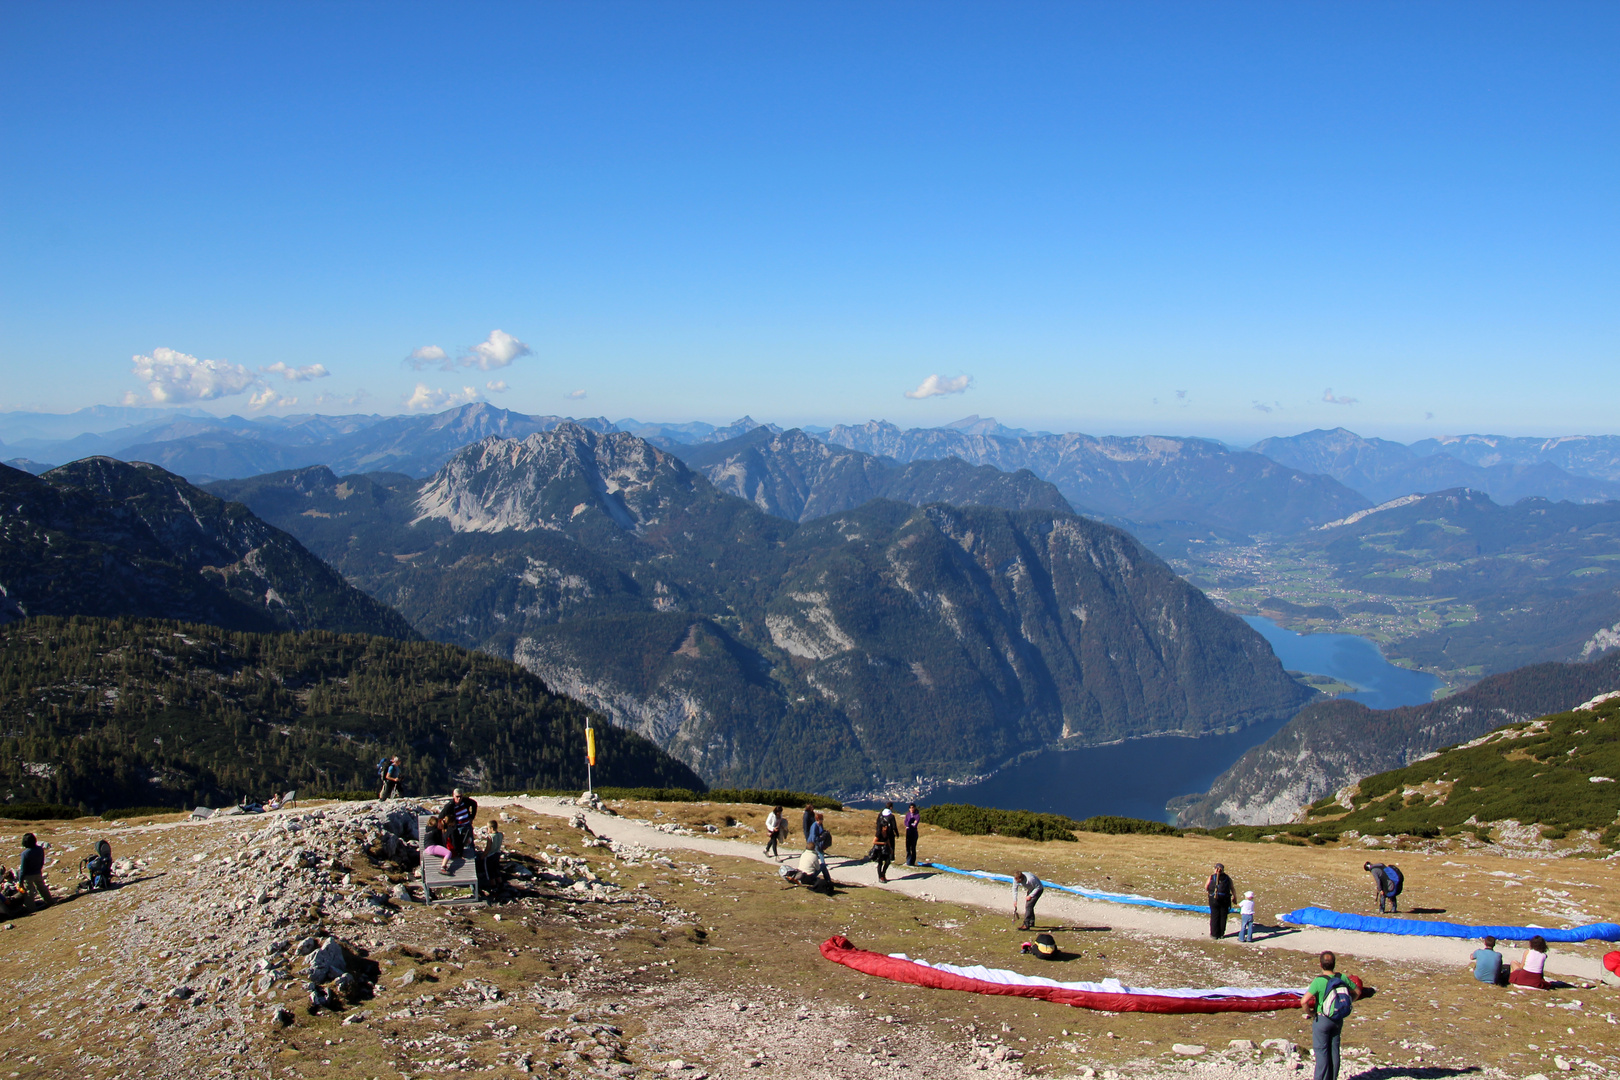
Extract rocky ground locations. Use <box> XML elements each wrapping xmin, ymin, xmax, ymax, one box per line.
<box><xmin>0</xmin><ymin>797</ymin><xmax>1615</xmax><ymax>1080</ymax></box>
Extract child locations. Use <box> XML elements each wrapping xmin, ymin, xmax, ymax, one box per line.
<box><xmin>1238</xmin><ymin>890</ymin><xmax>1256</xmax><ymax>942</ymax></box>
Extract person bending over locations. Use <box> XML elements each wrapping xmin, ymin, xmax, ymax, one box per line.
<box><xmin>1013</xmin><ymin>871</ymin><xmax>1043</xmax><ymax>930</ymax></box>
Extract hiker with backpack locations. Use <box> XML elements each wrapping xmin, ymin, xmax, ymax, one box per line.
<box><xmin>1302</xmin><ymin>950</ymin><xmax>1360</xmax><ymax>1080</ymax></box>
<box><xmin>1365</xmin><ymin>861</ymin><xmax>1403</xmax><ymax>913</ymax></box>
<box><xmin>378</xmin><ymin>756</ymin><xmax>402</xmax><ymax>800</ymax></box>
<box><xmin>871</xmin><ymin>805</ymin><xmax>899</xmax><ymax>883</ymax></box>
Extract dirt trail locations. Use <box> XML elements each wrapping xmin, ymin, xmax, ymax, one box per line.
<box><xmin>488</xmin><ymin>796</ymin><xmax>1615</xmax><ymax>985</ymax></box>
<box><xmin>168</xmin><ymin>795</ymin><xmax>1615</xmax><ymax>984</ymax></box>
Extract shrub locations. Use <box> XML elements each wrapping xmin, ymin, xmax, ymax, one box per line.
<box><xmin>0</xmin><ymin>802</ymin><xmax>83</xmax><ymax>821</ymax></box>
<box><xmin>1072</xmin><ymin>815</ymin><xmax>1182</xmax><ymax>837</ymax></box>
<box><xmin>922</xmin><ymin>804</ymin><xmax>1078</xmax><ymax>842</ymax></box>
<box><xmin>100</xmin><ymin>805</ymin><xmax>185</xmax><ymax>820</ymax></box>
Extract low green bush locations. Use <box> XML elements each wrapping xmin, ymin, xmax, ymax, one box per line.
<box><xmin>100</xmin><ymin>805</ymin><xmax>185</xmax><ymax>820</ymax></box>
<box><xmin>1072</xmin><ymin>815</ymin><xmax>1182</xmax><ymax>837</ymax></box>
<box><xmin>921</xmin><ymin>804</ymin><xmax>1078</xmax><ymax>842</ymax></box>
<box><xmin>0</xmin><ymin>802</ymin><xmax>84</xmax><ymax>821</ymax></box>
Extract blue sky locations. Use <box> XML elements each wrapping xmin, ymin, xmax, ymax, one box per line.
<box><xmin>1</xmin><ymin>2</ymin><xmax>1615</xmax><ymax>441</ymax></box>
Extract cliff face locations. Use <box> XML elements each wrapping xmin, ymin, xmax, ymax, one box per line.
<box><xmin>1169</xmin><ymin>650</ymin><xmax>1620</xmax><ymax>827</ymax></box>
<box><xmin>0</xmin><ymin>459</ymin><xmax>415</xmax><ymax>639</ymax></box>
<box><xmin>218</xmin><ymin>427</ymin><xmax>1313</xmax><ymax>795</ymax></box>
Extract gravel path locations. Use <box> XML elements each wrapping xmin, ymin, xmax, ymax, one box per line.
<box><xmin>465</xmin><ymin>796</ymin><xmax>1614</xmax><ymax>986</ymax></box>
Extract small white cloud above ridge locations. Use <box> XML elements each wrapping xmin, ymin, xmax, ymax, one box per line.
<box><xmin>129</xmin><ymin>347</ymin><xmax>260</xmax><ymax>403</ymax></box>
<box><xmin>263</xmin><ymin>362</ymin><xmax>330</xmax><ymax>382</ymax></box>
<box><xmin>248</xmin><ymin>387</ymin><xmax>296</xmax><ymax>410</ymax></box>
<box><xmin>462</xmin><ymin>329</ymin><xmax>531</xmax><ymax>371</ymax></box>
<box><xmin>406</xmin><ymin>345</ymin><xmax>449</xmax><ymax>370</ymax></box>
<box><xmin>904</xmin><ymin>374</ymin><xmax>972</xmax><ymax>400</ymax></box>
<box><xmin>1322</xmin><ymin>388</ymin><xmax>1358</xmax><ymax>406</ymax></box>
<box><xmin>405</xmin><ymin>383</ymin><xmax>482</xmax><ymax>411</ymax></box>
<box><xmin>486</xmin><ymin>380</ymin><xmax>508</xmax><ymax>393</ymax></box>
<box><xmin>565</xmin><ymin>389</ymin><xmax>587</xmax><ymax>400</ymax></box>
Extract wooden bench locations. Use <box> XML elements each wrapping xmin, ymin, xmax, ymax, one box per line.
<box><xmin>418</xmin><ymin>814</ymin><xmax>480</xmax><ymax>905</ymax></box>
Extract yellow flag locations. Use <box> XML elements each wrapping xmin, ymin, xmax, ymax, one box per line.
<box><xmin>586</xmin><ymin>724</ymin><xmax>597</xmax><ymax>767</ymax></box>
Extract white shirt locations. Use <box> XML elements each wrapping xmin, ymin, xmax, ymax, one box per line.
<box><xmin>1240</xmin><ymin>898</ymin><xmax>1255</xmax><ymax>916</ymax></box>
<box><xmin>765</xmin><ymin>812</ymin><xmax>780</xmax><ymax>833</ymax></box>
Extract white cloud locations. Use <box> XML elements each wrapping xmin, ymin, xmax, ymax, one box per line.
<box><xmin>404</xmin><ymin>383</ymin><xmax>482</xmax><ymax>411</ymax></box>
<box><xmin>406</xmin><ymin>345</ymin><xmax>449</xmax><ymax>370</ymax></box>
<box><xmin>129</xmin><ymin>347</ymin><xmax>260</xmax><ymax>403</ymax></box>
<box><xmin>1322</xmin><ymin>388</ymin><xmax>1358</xmax><ymax>406</ymax></box>
<box><xmin>313</xmin><ymin>389</ymin><xmax>370</xmax><ymax>408</ymax></box>
<box><xmin>462</xmin><ymin>329</ymin><xmax>532</xmax><ymax>371</ymax></box>
<box><xmin>904</xmin><ymin>374</ymin><xmax>972</xmax><ymax>400</ymax></box>
<box><xmin>565</xmin><ymin>389</ymin><xmax>587</xmax><ymax>400</ymax></box>
<box><xmin>263</xmin><ymin>361</ymin><xmax>330</xmax><ymax>382</ymax></box>
<box><xmin>248</xmin><ymin>387</ymin><xmax>297</xmax><ymax>410</ymax></box>
<box><xmin>485</xmin><ymin>380</ymin><xmax>509</xmax><ymax>393</ymax></box>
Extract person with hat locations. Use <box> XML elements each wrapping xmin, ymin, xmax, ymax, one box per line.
<box><xmin>1238</xmin><ymin>889</ymin><xmax>1257</xmax><ymax>942</ymax></box>
<box><xmin>1204</xmin><ymin>862</ymin><xmax>1235</xmax><ymax>939</ymax></box>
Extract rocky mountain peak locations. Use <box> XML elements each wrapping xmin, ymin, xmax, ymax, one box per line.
<box><xmin>412</xmin><ymin>426</ymin><xmax>701</xmax><ymax>533</ymax></box>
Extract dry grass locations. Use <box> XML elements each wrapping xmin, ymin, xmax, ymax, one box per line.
<box><xmin>0</xmin><ymin>801</ymin><xmax>1614</xmax><ymax>1079</ymax></box>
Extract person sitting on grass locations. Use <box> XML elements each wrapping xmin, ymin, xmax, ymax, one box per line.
<box><xmin>1509</xmin><ymin>936</ymin><xmax>1551</xmax><ymax>989</ymax></box>
<box><xmin>1472</xmin><ymin>936</ymin><xmax>1506</xmax><ymax>985</ymax></box>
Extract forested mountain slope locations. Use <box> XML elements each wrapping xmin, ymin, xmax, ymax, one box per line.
<box><xmin>0</xmin><ymin>459</ymin><xmax>415</xmax><ymax>639</ymax></box>
<box><xmin>212</xmin><ymin>425</ymin><xmax>1313</xmax><ymax>795</ymax></box>
<box><xmin>0</xmin><ymin>616</ymin><xmax>702</xmax><ymax>812</ymax></box>
<box><xmin>1170</xmin><ymin>649</ymin><xmax>1620</xmax><ymax>827</ymax></box>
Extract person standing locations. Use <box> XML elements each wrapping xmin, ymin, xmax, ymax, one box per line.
<box><xmin>439</xmin><ymin>789</ymin><xmax>479</xmax><ymax>857</ymax></box>
<box><xmin>903</xmin><ymin>802</ymin><xmax>921</xmax><ymax>866</ymax></box>
<box><xmin>1302</xmin><ymin>950</ymin><xmax>1359</xmax><ymax>1080</ymax></box>
<box><xmin>1012</xmin><ymin>870</ymin><xmax>1043</xmax><ymax>930</ymax></box>
<box><xmin>379</xmin><ymin>756</ymin><xmax>402</xmax><ymax>800</ymax></box>
<box><xmin>763</xmin><ymin>805</ymin><xmax>783</xmax><ymax>858</ymax></box>
<box><xmin>1205</xmin><ymin>863</ymin><xmax>1235</xmax><ymax>939</ymax></box>
<box><xmin>1238</xmin><ymin>890</ymin><xmax>1257</xmax><ymax>942</ymax></box>
<box><xmin>802</xmin><ymin>803</ymin><xmax>816</xmax><ymax>845</ymax></box>
<box><xmin>16</xmin><ymin>834</ymin><xmax>51</xmax><ymax>909</ymax></box>
<box><xmin>1472</xmin><ymin>936</ymin><xmax>1506</xmax><ymax>985</ymax></box>
<box><xmin>873</xmin><ymin>805</ymin><xmax>898</xmax><ymax>883</ymax></box>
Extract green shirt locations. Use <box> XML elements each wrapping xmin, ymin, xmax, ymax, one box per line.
<box><xmin>1306</xmin><ymin>974</ymin><xmax>1352</xmax><ymax>1014</ymax></box>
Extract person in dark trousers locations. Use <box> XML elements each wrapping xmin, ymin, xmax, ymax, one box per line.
<box><xmin>439</xmin><ymin>789</ymin><xmax>479</xmax><ymax>857</ymax></box>
<box><xmin>802</xmin><ymin>803</ymin><xmax>816</xmax><ymax>845</ymax></box>
<box><xmin>1205</xmin><ymin>863</ymin><xmax>1235</xmax><ymax>939</ymax></box>
<box><xmin>1013</xmin><ymin>871</ymin><xmax>1043</xmax><ymax>930</ymax></box>
<box><xmin>378</xmin><ymin>756</ymin><xmax>402</xmax><ymax>800</ymax></box>
<box><xmin>1472</xmin><ymin>936</ymin><xmax>1506</xmax><ymax>985</ymax></box>
<box><xmin>1302</xmin><ymin>950</ymin><xmax>1359</xmax><ymax>1080</ymax></box>
<box><xmin>873</xmin><ymin>805</ymin><xmax>898</xmax><ymax>882</ymax></box>
<box><xmin>16</xmin><ymin>834</ymin><xmax>51</xmax><ymax>909</ymax></box>
<box><xmin>903</xmin><ymin>802</ymin><xmax>920</xmax><ymax>866</ymax></box>
<box><xmin>1364</xmin><ymin>861</ymin><xmax>1401</xmax><ymax>913</ymax></box>
<box><xmin>763</xmin><ymin>805</ymin><xmax>784</xmax><ymax>858</ymax></box>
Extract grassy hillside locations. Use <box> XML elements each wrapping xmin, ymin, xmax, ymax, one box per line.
<box><xmin>0</xmin><ymin>616</ymin><xmax>704</xmax><ymax>812</ymax></box>
<box><xmin>1301</xmin><ymin>694</ymin><xmax>1620</xmax><ymax>847</ymax></box>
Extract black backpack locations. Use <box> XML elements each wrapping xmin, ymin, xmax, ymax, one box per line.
<box><xmin>376</xmin><ymin>758</ymin><xmax>389</xmax><ymax>781</ymax></box>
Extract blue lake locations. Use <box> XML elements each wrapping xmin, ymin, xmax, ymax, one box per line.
<box><xmin>917</xmin><ymin>617</ymin><xmax>1443</xmax><ymax>823</ymax></box>
<box><xmin>1241</xmin><ymin>616</ymin><xmax>1444</xmax><ymax>712</ymax></box>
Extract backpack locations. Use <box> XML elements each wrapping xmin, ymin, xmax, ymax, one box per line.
<box><xmin>816</xmin><ymin>828</ymin><xmax>832</xmax><ymax>853</ymax></box>
<box><xmin>1321</xmin><ymin>975</ymin><xmax>1354</xmax><ymax>1021</ymax></box>
<box><xmin>1034</xmin><ymin>933</ymin><xmax>1059</xmax><ymax>960</ymax></box>
<box><xmin>376</xmin><ymin>758</ymin><xmax>389</xmax><ymax>781</ymax></box>
<box><xmin>1385</xmin><ymin>865</ymin><xmax>1404</xmax><ymax>896</ymax></box>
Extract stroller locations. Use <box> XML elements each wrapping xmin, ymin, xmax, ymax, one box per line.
<box><xmin>79</xmin><ymin>840</ymin><xmax>114</xmax><ymax>893</ymax></box>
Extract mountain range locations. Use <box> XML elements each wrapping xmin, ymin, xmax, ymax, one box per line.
<box><xmin>0</xmin><ymin>459</ymin><xmax>414</xmax><ymax>638</ymax></box>
<box><xmin>209</xmin><ymin>424</ymin><xmax>1313</xmax><ymax>795</ymax></box>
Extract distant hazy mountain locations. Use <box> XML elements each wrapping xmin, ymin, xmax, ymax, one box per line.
<box><xmin>822</xmin><ymin>421</ymin><xmax>1369</xmax><ymax>536</ymax></box>
<box><xmin>615</xmin><ymin>415</ymin><xmax>777</xmax><ymax>446</ymax></box>
<box><xmin>1251</xmin><ymin>427</ymin><xmax>1620</xmax><ymax>504</ymax></box>
<box><xmin>2</xmin><ymin>458</ymin><xmax>53</xmax><ymax>475</ymax></box>
<box><xmin>0</xmin><ymin>404</ymin><xmax>212</xmax><ymax>443</ymax></box>
<box><xmin>666</xmin><ymin>427</ymin><xmax>1074</xmax><ymax>522</ymax></box>
<box><xmin>1170</xmin><ymin>648</ymin><xmax>1620</xmax><ymax>827</ymax></box>
<box><xmin>0</xmin><ymin>458</ymin><xmax>416</xmax><ymax>639</ymax></box>
<box><xmin>213</xmin><ymin>425</ymin><xmax>1312</xmax><ymax>795</ymax></box>
<box><xmin>1410</xmin><ymin>433</ymin><xmax>1620</xmax><ymax>484</ymax></box>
